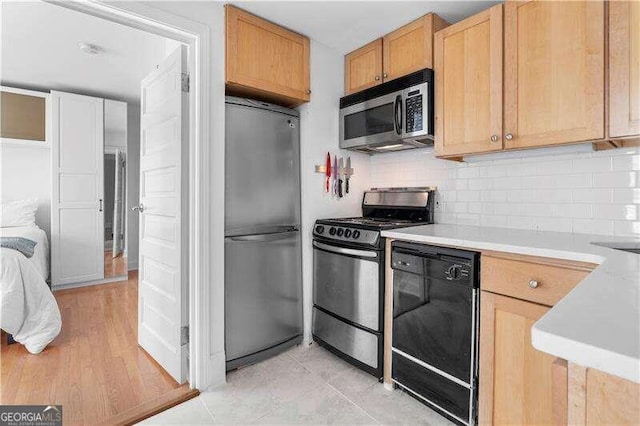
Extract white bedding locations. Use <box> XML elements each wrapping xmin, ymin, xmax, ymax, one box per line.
<box><xmin>0</xmin><ymin>225</ymin><xmax>49</xmax><ymax>280</ymax></box>
<box><xmin>0</xmin><ymin>225</ymin><xmax>61</xmax><ymax>353</ymax></box>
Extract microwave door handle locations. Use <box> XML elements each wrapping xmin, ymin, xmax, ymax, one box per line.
<box><xmin>394</xmin><ymin>95</ymin><xmax>403</xmax><ymax>135</ymax></box>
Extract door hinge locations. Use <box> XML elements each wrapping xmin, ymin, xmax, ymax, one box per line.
<box><xmin>181</xmin><ymin>72</ymin><xmax>190</xmax><ymax>93</ymax></box>
<box><xmin>181</xmin><ymin>325</ymin><xmax>189</xmax><ymax>345</ymax></box>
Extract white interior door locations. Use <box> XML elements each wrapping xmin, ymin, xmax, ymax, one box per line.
<box><xmin>137</xmin><ymin>45</ymin><xmax>188</xmax><ymax>384</ymax></box>
<box><xmin>51</xmin><ymin>91</ymin><xmax>104</xmax><ymax>286</ymax></box>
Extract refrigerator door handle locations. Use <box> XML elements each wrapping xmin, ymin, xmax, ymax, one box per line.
<box><xmin>226</xmin><ymin>225</ymin><xmax>299</xmax><ymax>238</ymax></box>
<box><xmin>225</xmin><ymin>229</ymin><xmax>298</xmax><ymax>243</ymax></box>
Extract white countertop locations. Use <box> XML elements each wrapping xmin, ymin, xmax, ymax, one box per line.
<box><xmin>381</xmin><ymin>224</ymin><xmax>640</xmax><ymax>383</ymax></box>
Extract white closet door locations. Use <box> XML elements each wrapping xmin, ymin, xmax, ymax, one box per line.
<box><xmin>137</xmin><ymin>45</ymin><xmax>188</xmax><ymax>384</ymax></box>
<box><xmin>51</xmin><ymin>91</ymin><xmax>104</xmax><ymax>287</ymax></box>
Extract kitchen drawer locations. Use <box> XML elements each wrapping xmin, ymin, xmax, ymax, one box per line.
<box><xmin>481</xmin><ymin>252</ymin><xmax>596</xmax><ymax>307</ymax></box>
<box><xmin>313</xmin><ymin>307</ymin><xmax>380</xmax><ymax>369</ymax></box>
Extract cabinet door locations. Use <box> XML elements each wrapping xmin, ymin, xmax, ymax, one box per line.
<box><xmin>504</xmin><ymin>0</ymin><xmax>605</xmax><ymax>149</ymax></box>
<box><xmin>568</xmin><ymin>364</ymin><xmax>640</xmax><ymax>425</ymax></box>
<box><xmin>609</xmin><ymin>1</ymin><xmax>640</xmax><ymax>139</ymax></box>
<box><xmin>226</xmin><ymin>5</ymin><xmax>310</xmax><ymax>104</ymax></box>
<box><xmin>479</xmin><ymin>291</ymin><xmax>558</xmax><ymax>425</ymax></box>
<box><xmin>51</xmin><ymin>91</ymin><xmax>105</xmax><ymax>286</ymax></box>
<box><xmin>0</xmin><ymin>90</ymin><xmax>46</xmax><ymax>141</ymax></box>
<box><xmin>383</xmin><ymin>14</ymin><xmax>448</xmax><ymax>83</ymax></box>
<box><xmin>344</xmin><ymin>39</ymin><xmax>383</xmax><ymax>95</ymax></box>
<box><xmin>434</xmin><ymin>5</ymin><xmax>503</xmax><ymax>157</ymax></box>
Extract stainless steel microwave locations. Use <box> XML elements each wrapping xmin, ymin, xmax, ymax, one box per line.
<box><xmin>339</xmin><ymin>69</ymin><xmax>433</xmax><ymax>154</ymax></box>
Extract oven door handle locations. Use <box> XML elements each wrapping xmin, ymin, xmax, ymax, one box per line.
<box><xmin>313</xmin><ymin>241</ymin><xmax>378</xmax><ymax>259</ymax></box>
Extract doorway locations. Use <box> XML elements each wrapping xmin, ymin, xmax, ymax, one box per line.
<box><xmin>0</xmin><ymin>0</ymin><xmax>208</xmax><ymax>422</ymax></box>
<box><xmin>104</xmin><ymin>151</ymin><xmax>128</xmax><ymax>279</ymax></box>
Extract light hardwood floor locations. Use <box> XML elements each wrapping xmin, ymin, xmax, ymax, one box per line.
<box><xmin>0</xmin><ymin>273</ymin><xmax>189</xmax><ymax>425</ymax></box>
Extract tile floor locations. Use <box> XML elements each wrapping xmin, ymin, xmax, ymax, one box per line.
<box><xmin>140</xmin><ymin>342</ymin><xmax>454</xmax><ymax>425</ymax></box>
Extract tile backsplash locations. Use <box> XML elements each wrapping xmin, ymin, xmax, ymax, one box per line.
<box><xmin>370</xmin><ymin>144</ymin><xmax>640</xmax><ymax>237</ymax></box>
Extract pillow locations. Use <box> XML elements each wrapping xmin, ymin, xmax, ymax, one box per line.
<box><xmin>0</xmin><ymin>199</ymin><xmax>38</xmax><ymax>227</ymax></box>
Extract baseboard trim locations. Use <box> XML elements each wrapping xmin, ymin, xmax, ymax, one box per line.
<box><xmin>52</xmin><ymin>276</ymin><xmax>128</xmax><ymax>291</ymax></box>
<box><xmin>208</xmin><ymin>351</ymin><xmax>227</xmax><ymax>390</ymax></box>
<box><xmin>128</xmin><ymin>259</ymin><xmax>139</xmax><ymax>270</ymax></box>
<box><xmin>98</xmin><ymin>384</ymin><xmax>199</xmax><ymax>426</ymax></box>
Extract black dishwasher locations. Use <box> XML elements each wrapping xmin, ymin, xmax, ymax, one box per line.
<box><xmin>391</xmin><ymin>241</ymin><xmax>479</xmax><ymax>426</ymax></box>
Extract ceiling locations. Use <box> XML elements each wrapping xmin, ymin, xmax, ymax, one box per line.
<box><xmin>232</xmin><ymin>1</ymin><xmax>500</xmax><ymax>54</ymax></box>
<box><xmin>1</xmin><ymin>1</ymin><xmax>168</xmax><ymax>104</ymax></box>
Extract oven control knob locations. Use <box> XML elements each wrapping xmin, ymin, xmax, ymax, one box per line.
<box><xmin>344</xmin><ymin>229</ymin><xmax>352</xmax><ymax>238</ymax></box>
<box><xmin>352</xmin><ymin>230</ymin><xmax>361</xmax><ymax>239</ymax></box>
<box><xmin>329</xmin><ymin>227</ymin><xmax>336</xmax><ymax>236</ymax></box>
<box><xmin>446</xmin><ymin>265</ymin><xmax>462</xmax><ymax>280</ymax></box>
<box><xmin>336</xmin><ymin>228</ymin><xmax>344</xmax><ymax>237</ymax></box>
<box><xmin>315</xmin><ymin>225</ymin><xmax>325</xmax><ymax>234</ymax></box>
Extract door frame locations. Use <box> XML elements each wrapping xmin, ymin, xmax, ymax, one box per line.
<box><xmin>47</xmin><ymin>0</ymin><xmax>213</xmax><ymax>390</ymax></box>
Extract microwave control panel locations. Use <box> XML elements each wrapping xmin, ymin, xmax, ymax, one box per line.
<box><xmin>405</xmin><ymin>91</ymin><xmax>423</xmax><ymax>133</ymax></box>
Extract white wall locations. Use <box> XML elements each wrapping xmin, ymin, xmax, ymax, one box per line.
<box><xmin>0</xmin><ymin>144</ymin><xmax>51</xmax><ymax>236</ymax></box>
<box><xmin>370</xmin><ymin>145</ymin><xmax>640</xmax><ymax>237</ymax></box>
<box><xmin>297</xmin><ymin>40</ymin><xmax>371</xmax><ymax>344</ymax></box>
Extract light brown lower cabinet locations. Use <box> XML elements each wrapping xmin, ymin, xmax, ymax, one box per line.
<box><xmin>568</xmin><ymin>363</ymin><xmax>640</xmax><ymax>426</ymax></box>
<box><xmin>479</xmin><ymin>291</ymin><xmax>564</xmax><ymax>425</ymax></box>
<box><xmin>479</xmin><ymin>250</ymin><xmax>639</xmax><ymax>425</ymax></box>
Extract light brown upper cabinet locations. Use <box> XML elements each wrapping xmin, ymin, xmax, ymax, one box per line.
<box><xmin>344</xmin><ymin>39</ymin><xmax>383</xmax><ymax>95</ymax></box>
<box><xmin>0</xmin><ymin>90</ymin><xmax>46</xmax><ymax>142</ymax></box>
<box><xmin>434</xmin><ymin>5</ymin><xmax>503</xmax><ymax>157</ymax></box>
<box><xmin>503</xmin><ymin>0</ymin><xmax>605</xmax><ymax>149</ymax></box>
<box><xmin>383</xmin><ymin>14</ymin><xmax>449</xmax><ymax>83</ymax></box>
<box><xmin>609</xmin><ymin>1</ymin><xmax>640</xmax><ymax>139</ymax></box>
<box><xmin>344</xmin><ymin>13</ymin><xmax>448</xmax><ymax>95</ymax></box>
<box><xmin>225</xmin><ymin>5</ymin><xmax>310</xmax><ymax>107</ymax></box>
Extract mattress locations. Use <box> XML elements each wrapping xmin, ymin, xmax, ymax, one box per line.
<box><xmin>0</xmin><ymin>225</ymin><xmax>49</xmax><ymax>280</ymax></box>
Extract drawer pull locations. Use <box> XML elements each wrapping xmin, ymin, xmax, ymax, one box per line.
<box><xmin>529</xmin><ymin>279</ymin><xmax>539</xmax><ymax>289</ymax></box>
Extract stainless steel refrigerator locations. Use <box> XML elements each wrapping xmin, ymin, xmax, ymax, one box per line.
<box><xmin>224</xmin><ymin>97</ymin><xmax>303</xmax><ymax>370</ymax></box>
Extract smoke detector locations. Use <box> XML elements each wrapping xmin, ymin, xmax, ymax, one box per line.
<box><xmin>78</xmin><ymin>42</ymin><xmax>100</xmax><ymax>55</ymax></box>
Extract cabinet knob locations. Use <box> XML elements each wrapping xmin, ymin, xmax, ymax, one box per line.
<box><xmin>505</xmin><ymin>133</ymin><xmax>514</xmax><ymax>141</ymax></box>
<box><xmin>382</xmin><ymin>72</ymin><xmax>388</xmax><ymax>79</ymax></box>
<box><xmin>529</xmin><ymin>279</ymin><xmax>539</xmax><ymax>289</ymax></box>
<box><xmin>375</xmin><ymin>75</ymin><xmax>381</xmax><ymax>81</ymax></box>
<box><xmin>491</xmin><ymin>135</ymin><xmax>499</xmax><ymax>142</ymax></box>
<box><xmin>306</xmin><ymin>89</ymin><xmax>311</xmax><ymax>95</ymax></box>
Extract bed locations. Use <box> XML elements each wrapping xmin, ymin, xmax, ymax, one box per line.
<box><xmin>1</xmin><ymin>203</ymin><xmax>61</xmax><ymax>354</ymax></box>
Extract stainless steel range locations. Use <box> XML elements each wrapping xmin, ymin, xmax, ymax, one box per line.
<box><xmin>312</xmin><ymin>188</ymin><xmax>435</xmax><ymax>378</ymax></box>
